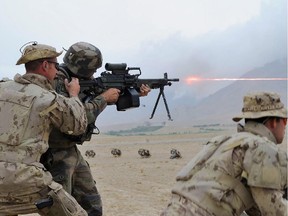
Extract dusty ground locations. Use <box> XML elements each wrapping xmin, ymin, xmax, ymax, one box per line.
<box><xmin>22</xmin><ymin>124</ymin><xmax>287</xmax><ymax>216</ymax></box>
<box><xmin>79</xmin><ymin>131</ymin><xmax>211</xmax><ymax>216</ymax></box>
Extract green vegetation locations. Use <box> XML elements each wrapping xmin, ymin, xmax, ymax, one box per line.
<box><xmin>104</xmin><ymin>123</ymin><xmax>233</xmax><ymax>136</ymax></box>
<box><xmin>105</xmin><ymin>125</ymin><xmax>164</xmax><ymax>136</ymax></box>
<box><xmin>193</xmin><ymin>123</ymin><xmax>221</xmax><ymax>127</ymax></box>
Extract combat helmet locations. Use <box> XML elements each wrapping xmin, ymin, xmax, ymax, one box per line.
<box><xmin>233</xmin><ymin>91</ymin><xmax>287</xmax><ymax>122</ymax></box>
<box><xmin>63</xmin><ymin>42</ymin><xmax>103</xmax><ymax>78</ymax></box>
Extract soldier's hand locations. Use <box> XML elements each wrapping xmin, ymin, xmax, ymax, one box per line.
<box><xmin>101</xmin><ymin>88</ymin><xmax>120</xmax><ymax>103</ymax></box>
<box><xmin>64</xmin><ymin>78</ymin><xmax>80</xmax><ymax>97</ymax></box>
<box><xmin>139</xmin><ymin>84</ymin><xmax>151</xmax><ymax>97</ymax></box>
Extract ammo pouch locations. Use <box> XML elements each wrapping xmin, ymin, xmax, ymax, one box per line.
<box><xmin>36</xmin><ymin>182</ymin><xmax>87</xmax><ymax>216</ymax></box>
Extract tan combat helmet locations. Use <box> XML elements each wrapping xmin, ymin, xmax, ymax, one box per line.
<box><xmin>16</xmin><ymin>41</ymin><xmax>63</xmax><ymax>65</ymax></box>
<box><xmin>233</xmin><ymin>91</ymin><xmax>287</xmax><ymax>122</ymax></box>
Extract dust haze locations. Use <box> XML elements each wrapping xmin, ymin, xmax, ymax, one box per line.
<box><xmin>97</xmin><ymin>0</ymin><xmax>287</xmax><ymax>128</ymax></box>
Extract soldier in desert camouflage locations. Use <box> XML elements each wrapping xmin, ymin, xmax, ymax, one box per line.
<box><xmin>0</xmin><ymin>42</ymin><xmax>88</xmax><ymax>215</ymax></box>
<box><xmin>40</xmin><ymin>42</ymin><xmax>151</xmax><ymax>216</ymax></box>
<box><xmin>161</xmin><ymin>91</ymin><xmax>287</xmax><ymax>216</ymax></box>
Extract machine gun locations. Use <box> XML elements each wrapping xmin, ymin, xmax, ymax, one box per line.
<box><xmin>79</xmin><ymin>63</ymin><xmax>179</xmax><ymax>120</ymax></box>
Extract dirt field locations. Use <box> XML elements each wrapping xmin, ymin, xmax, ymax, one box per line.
<box><xmin>80</xmin><ymin>130</ymin><xmax>212</xmax><ymax>216</ymax></box>
<box><xmin>22</xmin><ymin>124</ymin><xmax>287</xmax><ymax>216</ymax></box>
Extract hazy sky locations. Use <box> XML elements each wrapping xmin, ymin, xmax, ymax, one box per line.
<box><xmin>0</xmin><ymin>0</ymin><xmax>286</xmax><ymax>126</ymax></box>
<box><xmin>1</xmin><ymin>0</ymin><xmax>263</xmax><ymax>78</ymax></box>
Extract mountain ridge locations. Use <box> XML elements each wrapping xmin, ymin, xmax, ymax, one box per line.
<box><xmin>172</xmin><ymin>58</ymin><xmax>287</xmax><ymax>125</ymax></box>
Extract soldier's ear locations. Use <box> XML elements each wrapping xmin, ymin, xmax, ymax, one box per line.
<box><xmin>41</xmin><ymin>61</ymin><xmax>49</xmax><ymax>71</ymax></box>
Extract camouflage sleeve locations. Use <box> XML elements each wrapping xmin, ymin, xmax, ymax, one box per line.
<box><xmin>243</xmin><ymin>139</ymin><xmax>287</xmax><ymax>190</ymax></box>
<box><xmin>84</xmin><ymin>95</ymin><xmax>107</xmax><ymax>124</ymax></box>
<box><xmin>249</xmin><ymin>186</ymin><xmax>287</xmax><ymax>216</ymax></box>
<box><xmin>49</xmin><ymin>94</ymin><xmax>88</xmax><ymax>136</ymax></box>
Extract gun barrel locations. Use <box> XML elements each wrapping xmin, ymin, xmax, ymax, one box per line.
<box><xmin>168</xmin><ymin>78</ymin><xmax>180</xmax><ymax>82</ymax></box>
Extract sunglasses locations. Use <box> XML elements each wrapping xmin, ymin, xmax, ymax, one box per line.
<box><xmin>47</xmin><ymin>61</ymin><xmax>60</xmax><ymax>70</ymax></box>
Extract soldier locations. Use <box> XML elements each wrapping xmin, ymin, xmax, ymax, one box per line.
<box><xmin>0</xmin><ymin>42</ymin><xmax>88</xmax><ymax>215</ymax></box>
<box><xmin>40</xmin><ymin>42</ymin><xmax>151</xmax><ymax>216</ymax></box>
<box><xmin>161</xmin><ymin>91</ymin><xmax>287</xmax><ymax>216</ymax></box>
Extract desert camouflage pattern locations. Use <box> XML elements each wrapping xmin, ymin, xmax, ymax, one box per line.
<box><xmin>0</xmin><ymin>73</ymin><xmax>87</xmax><ymax>215</ymax></box>
<box><xmin>40</xmin><ymin>182</ymin><xmax>88</xmax><ymax>216</ymax></box>
<box><xmin>16</xmin><ymin>41</ymin><xmax>62</xmax><ymax>65</ymax></box>
<box><xmin>161</xmin><ymin>193</ymin><xmax>216</xmax><ymax>216</ymax></box>
<box><xmin>41</xmin><ymin>67</ymin><xmax>106</xmax><ymax>215</ymax></box>
<box><xmin>63</xmin><ymin>42</ymin><xmax>102</xmax><ymax>78</ymax></box>
<box><xmin>233</xmin><ymin>91</ymin><xmax>287</xmax><ymax>122</ymax></box>
<box><xmin>162</xmin><ymin>122</ymin><xmax>287</xmax><ymax>216</ymax></box>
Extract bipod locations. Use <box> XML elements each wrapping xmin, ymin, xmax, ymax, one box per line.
<box><xmin>150</xmin><ymin>86</ymin><xmax>173</xmax><ymax>121</ymax></box>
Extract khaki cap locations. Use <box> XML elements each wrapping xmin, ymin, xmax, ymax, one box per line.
<box><xmin>16</xmin><ymin>42</ymin><xmax>63</xmax><ymax>65</ymax></box>
<box><xmin>233</xmin><ymin>91</ymin><xmax>287</xmax><ymax>122</ymax></box>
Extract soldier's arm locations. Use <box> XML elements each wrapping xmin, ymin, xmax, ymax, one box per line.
<box><xmin>49</xmin><ymin>95</ymin><xmax>87</xmax><ymax>136</ymax></box>
<box><xmin>48</xmin><ymin>78</ymin><xmax>87</xmax><ymax>135</ymax></box>
<box><xmin>83</xmin><ymin>88</ymin><xmax>120</xmax><ymax>124</ymax></box>
<box><xmin>84</xmin><ymin>95</ymin><xmax>107</xmax><ymax>124</ymax></box>
<box><xmin>250</xmin><ymin>187</ymin><xmax>287</xmax><ymax>216</ymax></box>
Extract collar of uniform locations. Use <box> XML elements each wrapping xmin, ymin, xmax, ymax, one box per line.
<box><xmin>239</xmin><ymin>121</ymin><xmax>277</xmax><ymax>144</ymax></box>
<box><xmin>14</xmin><ymin>73</ymin><xmax>54</xmax><ymax>90</ymax></box>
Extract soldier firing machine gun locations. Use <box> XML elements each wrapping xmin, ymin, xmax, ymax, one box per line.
<box><xmin>79</xmin><ymin>63</ymin><xmax>179</xmax><ymax>120</ymax></box>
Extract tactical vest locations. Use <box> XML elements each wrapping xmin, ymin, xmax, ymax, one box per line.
<box><xmin>0</xmin><ymin>81</ymin><xmax>57</xmax><ymax>164</ymax></box>
<box><xmin>0</xmin><ymin>80</ymin><xmax>59</xmax><ymax>194</ymax></box>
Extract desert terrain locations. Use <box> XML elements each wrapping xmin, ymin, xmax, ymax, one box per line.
<box><xmin>22</xmin><ymin>124</ymin><xmax>287</xmax><ymax>216</ymax></box>
<box><xmin>80</xmin><ymin>125</ymin><xmax>226</xmax><ymax>216</ymax></box>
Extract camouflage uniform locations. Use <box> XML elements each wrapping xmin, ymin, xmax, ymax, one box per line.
<box><xmin>41</xmin><ymin>42</ymin><xmax>106</xmax><ymax>216</ymax></box>
<box><xmin>0</xmin><ymin>43</ymin><xmax>88</xmax><ymax>215</ymax></box>
<box><xmin>161</xmin><ymin>92</ymin><xmax>287</xmax><ymax>216</ymax></box>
